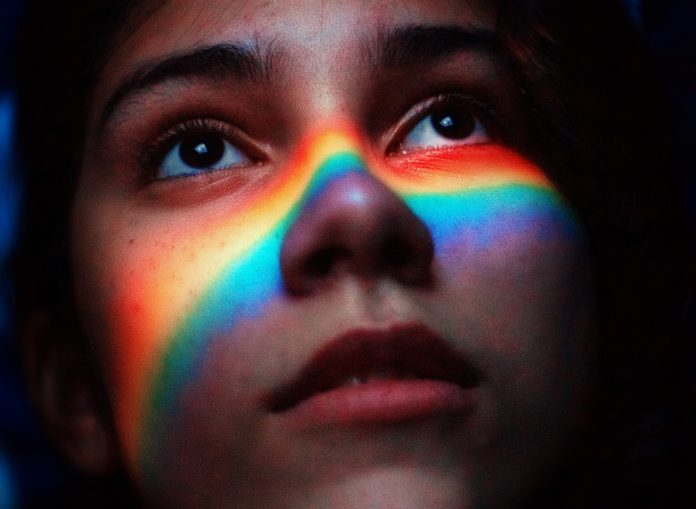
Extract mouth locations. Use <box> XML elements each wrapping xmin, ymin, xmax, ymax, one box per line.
<box><xmin>264</xmin><ymin>324</ymin><xmax>482</xmax><ymax>426</ymax></box>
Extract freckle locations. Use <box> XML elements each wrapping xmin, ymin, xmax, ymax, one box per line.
<box><xmin>129</xmin><ymin>238</ymin><xmax>134</xmax><ymax>245</ymax></box>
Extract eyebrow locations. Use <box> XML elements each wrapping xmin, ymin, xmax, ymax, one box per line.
<box><xmin>98</xmin><ymin>25</ymin><xmax>498</xmax><ymax>131</ymax></box>
<box><xmin>98</xmin><ymin>41</ymin><xmax>278</xmax><ymax>130</ymax></box>
<box><xmin>370</xmin><ymin>25</ymin><xmax>499</xmax><ymax>69</ymax></box>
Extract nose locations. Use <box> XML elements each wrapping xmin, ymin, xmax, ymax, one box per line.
<box><xmin>280</xmin><ymin>168</ymin><xmax>434</xmax><ymax>295</ymax></box>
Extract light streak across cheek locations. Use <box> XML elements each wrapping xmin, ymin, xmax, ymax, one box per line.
<box><xmin>404</xmin><ymin>185</ymin><xmax>579</xmax><ymax>252</ymax></box>
<box><xmin>128</xmin><ymin>134</ymin><xmax>579</xmax><ymax>475</ymax></box>
<box><xmin>377</xmin><ymin>147</ymin><xmax>580</xmax><ymax>250</ymax></box>
<box><xmin>114</xmin><ymin>132</ymin><xmax>357</xmax><ymax>464</ymax></box>
<box><xmin>137</xmin><ymin>147</ymin><xmax>371</xmax><ymax>473</ymax></box>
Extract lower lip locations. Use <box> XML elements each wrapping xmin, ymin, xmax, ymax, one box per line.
<box><xmin>279</xmin><ymin>380</ymin><xmax>478</xmax><ymax>428</ymax></box>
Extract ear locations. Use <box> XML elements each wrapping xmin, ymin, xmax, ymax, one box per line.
<box><xmin>22</xmin><ymin>311</ymin><xmax>120</xmax><ymax>476</ymax></box>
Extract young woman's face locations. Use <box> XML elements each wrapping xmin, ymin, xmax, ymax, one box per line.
<box><xmin>73</xmin><ymin>0</ymin><xmax>596</xmax><ymax>507</ymax></box>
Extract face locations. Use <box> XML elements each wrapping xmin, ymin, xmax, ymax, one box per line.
<box><xmin>72</xmin><ymin>0</ymin><xmax>597</xmax><ymax>507</ymax></box>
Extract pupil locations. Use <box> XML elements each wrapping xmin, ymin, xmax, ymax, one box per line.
<box><xmin>180</xmin><ymin>135</ymin><xmax>225</xmax><ymax>168</ymax></box>
<box><xmin>431</xmin><ymin>108</ymin><xmax>475</xmax><ymax>139</ymax></box>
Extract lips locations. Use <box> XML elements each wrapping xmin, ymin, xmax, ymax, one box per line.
<box><xmin>265</xmin><ymin>324</ymin><xmax>482</xmax><ymax>425</ymax></box>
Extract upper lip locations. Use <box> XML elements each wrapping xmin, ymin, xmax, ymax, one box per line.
<box><xmin>265</xmin><ymin>323</ymin><xmax>482</xmax><ymax>413</ymax></box>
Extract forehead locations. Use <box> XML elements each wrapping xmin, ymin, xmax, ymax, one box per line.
<box><xmin>119</xmin><ymin>0</ymin><xmax>496</xmax><ymax>50</ymax></box>
<box><xmin>94</xmin><ymin>0</ymin><xmax>497</xmax><ymax>111</ymax></box>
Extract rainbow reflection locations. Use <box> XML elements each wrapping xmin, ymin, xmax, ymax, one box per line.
<box><xmin>114</xmin><ymin>129</ymin><xmax>578</xmax><ymax>472</ymax></box>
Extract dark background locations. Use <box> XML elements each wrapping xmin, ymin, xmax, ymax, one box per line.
<box><xmin>0</xmin><ymin>1</ymin><xmax>693</xmax><ymax>507</ymax></box>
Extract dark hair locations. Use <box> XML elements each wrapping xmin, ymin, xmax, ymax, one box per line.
<box><xmin>497</xmin><ymin>3</ymin><xmax>692</xmax><ymax>506</ymax></box>
<box><xmin>13</xmin><ymin>0</ymin><xmax>692</xmax><ymax>506</ymax></box>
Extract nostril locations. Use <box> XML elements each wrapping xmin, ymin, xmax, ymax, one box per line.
<box><xmin>383</xmin><ymin>238</ymin><xmax>413</xmax><ymax>267</ymax></box>
<box><xmin>383</xmin><ymin>236</ymin><xmax>434</xmax><ymax>286</ymax></box>
<box><xmin>305</xmin><ymin>246</ymin><xmax>351</xmax><ymax>278</ymax></box>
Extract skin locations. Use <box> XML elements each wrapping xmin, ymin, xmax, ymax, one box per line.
<box><xmin>72</xmin><ymin>0</ymin><xmax>597</xmax><ymax>507</ymax></box>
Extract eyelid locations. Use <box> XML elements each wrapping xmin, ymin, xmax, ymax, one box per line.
<box><xmin>138</xmin><ymin>117</ymin><xmax>266</xmax><ymax>180</ymax></box>
<box><xmin>385</xmin><ymin>93</ymin><xmax>500</xmax><ymax>155</ymax></box>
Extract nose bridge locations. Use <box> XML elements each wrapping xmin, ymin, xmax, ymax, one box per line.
<box><xmin>291</xmin><ymin>126</ymin><xmax>411</xmax><ymax>214</ymax></box>
<box><xmin>294</xmin><ymin>127</ymin><xmax>373</xmax><ymax>192</ymax></box>
<box><xmin>288</xmin><ymin>128</ymin><xmax>392</xmax><ymax>224</ymax></box>
<box><xmin>303</xmin><ymin>150</ymin><xmax>370</xmax><ymax>207</ymax></box>
<box><xmin>280</xmin><ymin>129</ymin><xmax>434</xmax><ymax>295</ymax></box>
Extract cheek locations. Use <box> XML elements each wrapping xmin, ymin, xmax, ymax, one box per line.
<box><xmin>72</xmin><ymin>131</ymin><xmax>379</xmax><ymax>472</ymax></box>
<box><xmin>383</xmin><ymin>146</ymin><xmax>595</xmax><ymax>433</ymax></box>
<box><xmin>406</xmin><ymin>178</ymin><xmax>585</xmax><ymax>347</ymax></box>
<box><xmin>72</xmin><ymin>178</ymin><xmax>297</xmax><ymax>470</ymax></box>
<box><xmin>380</xmin><ymin>144</ymin><xmax>585</xmax><ymax>278</ymax></box>
<box><xmin>406</xmin><ymin>185</ymin><xmax>578</xmax><ymax>258</ymax></box>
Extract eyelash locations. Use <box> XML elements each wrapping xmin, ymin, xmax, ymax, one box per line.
<box><xmin>387</xmin><ymin>92</ymin><xmax>500</xmax><ymax>154</ymax></box>
<box><xmin>136</xmin><ymin>92</ymin><xmax>500</xmax><ymax>180</ymax></box>
<box><xmin>138</xmin><ymin>117</ymin><xmax>253</xmax><ymax>178</ymax></box>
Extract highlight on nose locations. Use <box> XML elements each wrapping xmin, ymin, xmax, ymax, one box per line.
<box><xmin>280</xmin><ymin>170</ymin><xmax>434</xmax><ymax>295</ymax></box>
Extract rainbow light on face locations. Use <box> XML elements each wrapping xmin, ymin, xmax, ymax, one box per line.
<box><xmin>111</xmin><ymin>128</ymin><xmax>579</xmax><ymax>473</ymax></box>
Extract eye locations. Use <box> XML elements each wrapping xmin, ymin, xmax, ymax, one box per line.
<box><xmin>394</xmin><ymin>96</ymin><xmax>492</xmax><ymax>154</ymax></box>
<box><xmin>159</xmin><ymin>132</ymin><xmax>251</xmax><ymax>179</ymax></box>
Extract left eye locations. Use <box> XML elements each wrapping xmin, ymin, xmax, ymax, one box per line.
<box><xmin>398</xmin><ymin>100</ymin><xmax>490</xmax><ymax>153</ymax></box>
<box><xmin>159</xmin><ymin>133</ymin><xmax>251</xmax><ymax>179</ymax></box>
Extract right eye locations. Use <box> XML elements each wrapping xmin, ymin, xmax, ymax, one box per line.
<box><xmin>159</xmin><ymin>133</ymin><xmax>252</xmax><ymax>179</ymax></box>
